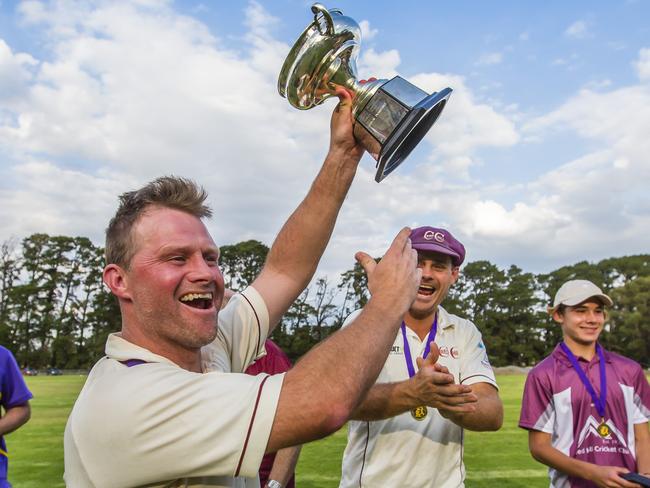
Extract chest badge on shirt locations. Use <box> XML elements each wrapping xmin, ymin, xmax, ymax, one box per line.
<box><xmin>438</xmin><ymin>346</ymin><xmax>460</xmax><ymax>359</ymax></box>
<box><xmin>411</xmin><ymin>406</ymin><xmax>428</xmax><ymax>420</ymax></box>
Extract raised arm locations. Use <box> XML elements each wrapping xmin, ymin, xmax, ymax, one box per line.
<box><xmin>266</xmin><ymin>228</ymin><xmax>421</xmax><ymax>452</ymax></box>
<box><xmin>252</xmin><ymin>88</ymin><xmax>365</xmax><ymax>328</ymax></box>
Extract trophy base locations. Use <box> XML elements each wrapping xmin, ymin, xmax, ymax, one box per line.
<box><xmin>375</xmin><ymin>88</ymin><xmax>452</xmax><ymax>182</ymax></box>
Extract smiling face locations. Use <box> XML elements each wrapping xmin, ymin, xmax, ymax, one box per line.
<box><xmin>110</xmin><ymin>206</ymin><xmax>225</xmax><ymax>354</ymax></box>
<box><xmin>408</xmin><ymin>250</ymin><xmax>459</xmax><ymax>320</ymax></box>
<box><xmin>553</xmin><ymin>298</ymin><xmax>606</xmax><ymax>350</ymax></box>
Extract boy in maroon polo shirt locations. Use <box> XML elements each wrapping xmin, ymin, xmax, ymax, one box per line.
<box><xmin>519</xmin><ymin>280</ymin><xmax>650</xmax><ymax>488</ymax></box>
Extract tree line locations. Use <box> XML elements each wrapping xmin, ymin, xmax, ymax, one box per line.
<box><xmin>1</xmin><ymin>233</ymin><xmax>649</xmax><ymax>369</ymax></box>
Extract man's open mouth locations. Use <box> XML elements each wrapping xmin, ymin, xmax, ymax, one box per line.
<box><xmin>179</xmin><ymin>292</ymin><xmax>213</xmax><ymax>310</ymax></box>
<box><xmin>418</xmin><ymin>284</ymin><xmax>435</xmax><ymax>296</ymax></box>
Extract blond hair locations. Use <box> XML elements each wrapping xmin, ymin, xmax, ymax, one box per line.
<box><xmin>105</xmin><ymin>176</ymin><xmax>212</xmax><ymax>267</ymax></box>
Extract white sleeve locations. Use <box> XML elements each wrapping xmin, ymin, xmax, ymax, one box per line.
<box><xmin>204</xmin><ymin>286</ymin><xmax>270</xmax><ymax>373</ymax></box>
<box><xmin>459</xmin><ymin>321</ymin><xmax>498</xmax><ymax>389</ymax></box>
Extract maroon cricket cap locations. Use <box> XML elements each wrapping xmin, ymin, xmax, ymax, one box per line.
<box><xmin>410</xmin><ymin>226</ymin><xmax>466</xmax><ymax>267</ymax></box>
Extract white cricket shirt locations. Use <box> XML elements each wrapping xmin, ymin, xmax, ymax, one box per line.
<box><xmin>64</xmin><ymin>287</ymin><xmax>283</xmax><ymax>488</ymax></box>
<box><xmin>340</xmin><ymin>306</ymin><xmax>498</xmax><ymax>488</ymax></box>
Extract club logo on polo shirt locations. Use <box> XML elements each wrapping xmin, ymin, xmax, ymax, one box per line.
<box><xmin>439</xmin><ymin>346</ymin><xmax>459</xmax><ymax>359</ymax></box>
<box><xmin>390</xmin><ymin>345</ymin><xmax>402</xmax><ymax>355</ymax></box>
<box><xmin>481</xmin><ymin>353</ymin><xmax>492</xmax><ymax>367</ymax></box>
<box><xmin>575</xmin><ymin>416</ymin><xmax>630</xmax><ymax>456</ymax></box>
<box><xmin>478</xmin><ymin>342</ymin><xmax>492</xmax><ymax>366</ymax></box>
<box><xmin>423</xmin><ymin>230</ymin><xmax>445</xmax><ymax>243</ymax></box>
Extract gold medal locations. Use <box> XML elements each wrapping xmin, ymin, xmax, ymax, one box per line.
<box><xmin>597</xmin><ymin>421</ymin><xmax>611</xmax><ymax>438</ymax></box>
<box><xmin>411</xmin><ymin>406</ymin><xmax>427</xmax><ymax>420</ymax></box>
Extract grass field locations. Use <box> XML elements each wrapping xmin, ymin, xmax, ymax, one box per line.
<box><xmin>296</xmin><ymin>375</ymin><xmax>549</xmax><ymax>488</ymax></box>
<box><xmin>8</xmin><ymin>375</ymin><xmax>549</xmax><ymax>487</ymax></box>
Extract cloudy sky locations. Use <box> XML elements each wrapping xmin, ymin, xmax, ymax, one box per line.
<box><xmin>1</xmin><ymin>0</ymin><xmax>649</xmax><ymax>282</ymax></box>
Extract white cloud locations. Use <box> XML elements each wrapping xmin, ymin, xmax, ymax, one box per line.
<box><xmin>490</xmin><ymin>81</ymin><xmax>650</xmax><ymax>265</ymax></box>
<box><xmin>4</xmin><ymin>1</ymin><xmax>646</xmax><ymax>280</ymax></box>
<box><xmin>635</xmin><ymin>47</ymin><xmax>650</xmax><ymax>81</ymax></box>
<box><xmin>0</xmin><ymin>40</ymin><xmax>38</xmax><ymax>104</ymax></box>
<box><xmin>0</xmin><ymin>160</ymin><xmax>130</xmax><ymax>242</ymax></box>
<box><xmin>359</xmin><ymin>20</ymin><xmax>378</xmax><ymax>41</ymax></box>
<box><xmin>457</xmin><ymin>199</ymin><xmax>570</xmax><ymax>239</ymax></box>
<box><xmin>1</xmin><ymin>1</ymin><xmax>520</xmax><ymax>274</ymax></box>
<box><xmin>475</xmin><ymin>52</ymin><xmax>503</xmax><ymax>66</ymax></box>
<box><xmin>0</xmin><ymin>1</ymin><xmax>333</xmax><ymax>248</ymax></box>
<box><xmin>358</xmin><ymin>48</ymin><xmax>400</xmax><ymax>79</ymax></box>
<box><xmin>409</xmin><ymin>73</ymin><xmax>519</xmax><ymax>173</ymax></box>
<box><xmin>565</xmin><ymin>20</ymin><xmax>590</xmax><ymax>39</ymax></box>
<box><xmin>583</xmin><ymin>79</ymin><xmax>612</xmax><ymax>90</ymax></box>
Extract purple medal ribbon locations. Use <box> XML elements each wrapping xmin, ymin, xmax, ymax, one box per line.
<box><xmin>401</xmin><ymin>314</ymin><xmax>438</xmax><ymax>378</ymax></box>
<box><xmin>560</xmin><ymin>342</ymin><xmax>607</xmax><ymax>418</ymax></box>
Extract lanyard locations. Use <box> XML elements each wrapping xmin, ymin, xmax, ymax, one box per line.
<box><xmin>560</xmin><ymin>342</ymin><xmax>607</xmax><ymax>418</ymax></box>
<box><xmin>401</xmin><ymin>314</ymin><xmax>438</xmax><ymax>378</ymax></box>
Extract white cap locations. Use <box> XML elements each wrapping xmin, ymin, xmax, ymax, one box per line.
<box><xmin>549</xmin><ymin>279</ymin><xmax>613</xmax><ymax>314</ymax></box>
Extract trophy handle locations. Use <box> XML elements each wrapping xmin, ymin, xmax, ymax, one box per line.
<box><xmin>311</xmin><ymin>3</ymin><xmax>337</xmax><ymax>36</ymax></box>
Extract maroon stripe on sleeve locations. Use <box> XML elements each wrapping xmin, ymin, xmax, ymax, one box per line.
<box><xmin>235</xmin><ymin>374</ymin><xmax>271</xmax><ymax>476</ymax></box>
<box><xmin>241</xmin><ymin>292</ymin><xmax>262</xmax><ymax>355</ymax></box>
<box><xmin>460</xmin><ymin>373</ymin><xmax>495</xmax><ymax>384</ymax></box>
<box><xmin>358</xmin><ymin>421</ymin><xmax>370</xmax><ymax>487</ymax></box>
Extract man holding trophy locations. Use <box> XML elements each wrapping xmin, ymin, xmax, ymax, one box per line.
<box><xmin>64</xmin><ymin>83</ymin><xmax>423</xmax><ymax>487</ymax></box>
<box><xmin>64</xmin><ymin>3</ymin><xmax>458</xmax><ymax>488</ymax></box>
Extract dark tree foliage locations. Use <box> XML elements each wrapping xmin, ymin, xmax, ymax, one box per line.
<box><xmin>604</xmin><ymin>275</ymin><xmax>650</xmax><ymax>368</ymax></box>
<box><xmin>1</xmin><ymin>234</ymin><xmax>118</xmax><ymax>369</ymax></box>
<box><xmin>1</xmin><ymin>232</ymin><xmax>648</xmax><ymax>370</ymax></box>
<box><xmin>219</xmin><ymin>240</ymin><xmax>269</xmax><ymax>291</ymax></box>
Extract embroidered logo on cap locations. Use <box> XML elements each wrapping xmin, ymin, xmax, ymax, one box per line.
<box><xmin>423</xmin><ymin>230</ymin><xmax>445</xmax><ymax>243</ymax></box>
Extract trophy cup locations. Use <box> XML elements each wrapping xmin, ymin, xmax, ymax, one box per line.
<box><xmin>279</xmin><ymin>3</ymin><xmax>452</xmax><ymax>182</ymax></box>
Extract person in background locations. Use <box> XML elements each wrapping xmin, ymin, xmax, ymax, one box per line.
<box><xmin>520</xmin><ymin>279</ymin><xmax>650</xmax><ymax>488</ymax></box>
<box><xmin>339</xmin><ymin>226</ymin><xmax>503</xmax><ymax>488</ymax></box>
<box><xmin>246</xmin><ymin>340</ymin><xmax>300</xmax><ymax>488</ymax></box>
<box><xmin>0</xmin><ymin>345</ymin><xmax>33</xmax><ymax>488</ymax></box>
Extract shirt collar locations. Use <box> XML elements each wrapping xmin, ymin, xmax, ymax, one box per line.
<box><xmin>105</xmin><ymin>333</ymin><xmax>180</xmax><ymax>367</ymax></box>
<box><xmin>402</xmin><ymin>306</ymin><xmax>455</xmax><ymax>340</ymax></box>
<box><xmin>436</xmin><ymin>306</ymin><xmax>456</xmax><ymax>330</ymax></box>
<box><xmin>552</xmin><ymin>342</ymin><xmax>612</xmax><ymax>365</ymax></box>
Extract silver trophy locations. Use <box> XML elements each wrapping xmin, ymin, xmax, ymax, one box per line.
<box><xmin>279</xmin><ymin>3</ymin><xmax>452</xmax><ymax>182</ymax></box>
